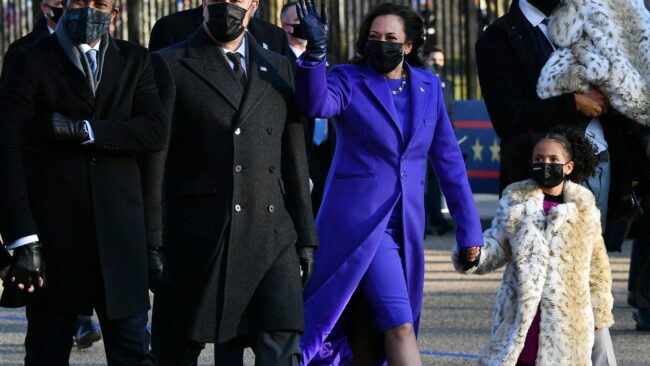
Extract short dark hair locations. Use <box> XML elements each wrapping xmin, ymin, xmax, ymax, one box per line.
<box><xmin>280</xmin><ymin>1</ymin><xmax>297</xmax><ymax>22</ymax></box>
<box><xmin>355</xmin><ymin>3</ymin><xmax>425</xmax><ymax>68</ymax></box>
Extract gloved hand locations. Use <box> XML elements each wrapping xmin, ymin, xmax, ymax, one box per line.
<box><xmin>296</xmin><ymin>0</ymin><xmax>329</xmax><ymax>62</ymax></box>
<box><xmin>9</xmin><ymin>241</ymin><xmax>44</xmax><ymax>292</ymax></box>
<box><xmin>459</xmin><ymin>246</ymin><xmax>481</xmax><ymax>271</ymax></box>
<box><xmin>148</xmin><ymin>246</ymin><xmax>165</xmax><ymax>293</ymax></box>
<box><xmin>297</xmin><ymin>247</ymin><xmax>314</xmax><ymax>288</ymax></box>
<box><xmin>51</xmin><ymin>112</ymin><xmax>89</xmax><ymax>143</ymax></box>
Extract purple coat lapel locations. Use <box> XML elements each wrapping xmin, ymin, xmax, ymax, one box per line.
<box><xmin>360</xmin><ymin>63</ymin><xmax>403</xmax><ymax>140</ymax></box>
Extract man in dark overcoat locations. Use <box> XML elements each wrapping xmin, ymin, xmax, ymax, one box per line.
<box><xmin>147</xmin><ymin>0</ymin><xmax>317</xmax><ymax>364</ymax></box>
<box><xmin>0</xmin><ymin>0</ymin><xmax>166</xmax><ymax>363</ymax></box>
<box><xmin>148</xmin><ymin>1</ymin><xmax>291</xmax><ymax>58</ymax></box>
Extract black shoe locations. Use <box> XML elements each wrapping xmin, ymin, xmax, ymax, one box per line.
<box><xmin>74</xmin><ymin>321</ymin><xmax>102</xmax><ymax>349</ymax></box>
<box><xmin>633</xmin><ymin>308</ymin><xmax>650</xmax><ymax>331</ymax></box>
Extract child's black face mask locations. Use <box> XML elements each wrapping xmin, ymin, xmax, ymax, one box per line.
<box><xmin>530</xmin><ymin>162</ymin><xmax>565</xmax><ymax>188</ymax></box>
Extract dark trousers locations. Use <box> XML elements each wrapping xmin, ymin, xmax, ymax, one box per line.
<box><xmin>424</xmin><ymin>166</ymin><xmax>444</xmax><ymax>226</ymax></box>
<box><xmin>631</xmin><ymin>202</ymin><xmax>650</xmax><ymax>309</ymax></box>
<box><xmin>24</xmin><ymin>305</ymin><xmax>154</xmax><ymax>366</ymax></box>
<box><xmin>154</xmin><ymin>331</ymin><xmax>301</xmax><ymax>366</ymax></box>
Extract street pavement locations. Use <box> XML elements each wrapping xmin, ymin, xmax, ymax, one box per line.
<box><xmin>0</xmin><ymin>195</ymin><xmax>648</xmax><ymax>365</ymax></box>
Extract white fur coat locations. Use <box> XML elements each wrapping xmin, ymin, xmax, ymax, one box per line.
<box><xmin>453</xmin><ymin>180</ymin><xmax>614</xmax><ymax>366</ymax></box>
<box><xmin>536</xmin><ymin>0</ymin><xmax>650</xmax><ymax>125</ymax></box>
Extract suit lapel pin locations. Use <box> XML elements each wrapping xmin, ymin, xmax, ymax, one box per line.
<box><xmin>420</xmin><ymin>87</ymin><xmax>425</xmax><ymax>93</ymax></box>
<box><xmin>262</xmin><ymin>43</ymin><xmax>269</xmax><ymax>49</ymax></box>
<box><xmin>260</xmin><ymin>66</ymin><xmax>268</xmax><ymax>72</ymax></box>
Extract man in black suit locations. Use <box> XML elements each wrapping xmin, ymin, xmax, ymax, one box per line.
<box><xmin>476</xmin><ymin>0</ymin><xmax>609</xmax><ymax>192</ymax></box>
<box><xmin>147</xmin><ymin>0</ymin><xmax>317</xmax><ymax>365</ymax></box>
<box><xmin>0</xmin><ymin>0</ymin><xmax>167</xmax><ymax>363</ymax></box>
<box><xmin>148</xmin><ymin>1</ymin><xmax>291</xmax><ymax>58</ymax></box>
<box><xmin>1</xmin><ymin>0</ymin><xmax>104</xmax><ymax>351</ymax></box>
<box><xmin>476</xmin><ymin>1</ymin><xmax>618</xmax><ymax>364</ymax></box>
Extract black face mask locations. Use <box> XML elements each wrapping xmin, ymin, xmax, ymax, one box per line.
<box><xmin>530</xmin><ymin>162</ymin><xmax>566</xmax><ymax>189</ymax></box>
<box><xmin>528</xmin><ymin>0</ymin><xmax>561</xmax><ymax>15</ymax></box>
<box><xmin>364</xmin><ymin>40</ymin><xmax>404</xmax><ymax>74</ymax></box>
<box><xmin>287</xmin><ymin>23</ymin><xmax>307</xmax><ymax>41</ymax></box>
<box><xmin>46</xmin><ymin>5</ymin><xmax>64</xmax><ymax>23</ymax></box>
<box><xmin>206</xmin><ymin>2</ymin><xmax>248</xmax><ymax>43</ymax></box>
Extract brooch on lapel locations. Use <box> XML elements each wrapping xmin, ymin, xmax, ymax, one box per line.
<box><xmin>260</xmin><ymin>66</ymin><xmax>268</xmax><ymax>72</ymax></box>
<box><xmin>419</xmin><ymin>87</ymin><xmax>425</xmax><ymax>93</ymax></box>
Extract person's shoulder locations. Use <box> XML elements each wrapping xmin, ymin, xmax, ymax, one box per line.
<box><xmin>113</xmin><ymin>38</ymin><xmax>148</xmax><ymax>57</ymax></box>
<box><xmin>155</xmin><ymin>7</ymin><xmax>202</xmax><ymax>26</ymax></box>
<box><xmin>477</xmin><ymin>12</ymin><xmax>515</xmax><ymax>45</ymax></box>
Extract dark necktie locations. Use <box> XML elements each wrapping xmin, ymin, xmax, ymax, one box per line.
<box><xmin>534</xmin><ymin>18</ymin><xmax>555</xmax><ymax>62</ymax></box>
<box><xmin>226</xmin><ymin>52</ymin><xmax>247</xmax><ymax>87</ymax></box>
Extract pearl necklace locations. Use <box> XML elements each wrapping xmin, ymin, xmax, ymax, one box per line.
<box><xmin>390</xmin><ymin>70</ymin><xmax>407</xmax><ymax>95</ymax></box>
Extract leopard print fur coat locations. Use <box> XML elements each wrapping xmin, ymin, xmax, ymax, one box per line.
<box><xmin>536</xmin><ymin>0</ymin><xmax>650</xmax><ymax>126</ymax></box>
<box><xmin>452</xmin><ymin>179</ymin><xmax>614</xmax><ymax>366</ymax></box>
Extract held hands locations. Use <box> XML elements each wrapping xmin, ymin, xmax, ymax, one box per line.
<box><xmin>51</xmin><ymin>112</ymin><xmax>89</xmax><ymax>143</ymax></box>
<box><xmin>9</xmin><ymin>241</ymin><xmax>45</xmax><ymax>292</ymax></box>
<box><xmin>298</xmin><ymin>247</ymin><xmax>314</xmax><ymax>288</ymax></box>
<box><xmin>147</xmin><ymin>246</ymin><xmax>165</xmax><ymax>293</ymax></box>
<box><xmin>296</xmin><ymin>0</ymin><xmax>329</xmax><ymax>62</ymax></box>
<box><xmin>575</xmin><ymin>88</ymin><xmax>609</xmax><ymax>118</ymax></box>
<box><xmin>459</xmin><ymin>246</ymin><xmax>481</xmax><ymax>271</ymax></box>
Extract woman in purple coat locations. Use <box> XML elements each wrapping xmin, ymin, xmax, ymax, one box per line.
<box><xmin>295</xmin><ymin>2</ymin><xmax>484</xmax><ymax>365</ymax></box>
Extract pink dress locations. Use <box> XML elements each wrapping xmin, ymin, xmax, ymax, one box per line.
<box><xmin>517</xmin><ymin>196</ymin><xmax>562</xmax><ymax>366</ymax></box>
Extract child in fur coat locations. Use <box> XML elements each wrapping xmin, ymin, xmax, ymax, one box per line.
<box><xmin>454</xmin><ymin>127</ymin><xmax>614</xmax><ymax>366</ymax></box>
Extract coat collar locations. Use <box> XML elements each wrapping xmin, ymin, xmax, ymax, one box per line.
<box><xmin>181</xmin><ymin>26</ymin><xmax>245</xmax><ymax>110</ymax></box>
<box><xmin>360</xmin><ymin>61</ymin><xmax>431</xmax><ymax>145</ymax></box>
<box><xmin>180</xmin><ymin>29</ymin><xmax>273</xmax><ymax>127</ymax></box>
<box><xmin>503</xmin><ymin>179</ymin><xmax>596</xmax><ymax>236</ymax></box>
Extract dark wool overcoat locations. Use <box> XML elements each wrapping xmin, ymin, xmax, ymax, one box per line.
<box><xmin>147</xmin><ymin>29</ymin><xmax>317</xmax><ymax>347</ymax></box>
<box><xmin>0</xmin><ymin>34</ymin><xmax>167</xmax><ymax>318</ymax></box>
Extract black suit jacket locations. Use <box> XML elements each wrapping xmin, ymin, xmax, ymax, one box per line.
<box><xmin>476</xmin><ymin>0</ymin><xmax>581</xmax><ymax>189</ymax></box>
<box><xmin>148</xmin><ymin>6</ymin><xmax>291</xmax><ymax>59</ymax></box>
<box><xmin>0</xmin><ymin>34</ymin><xmax>167</xmax><ymax>318</ymax></box>
<box><xmin>148</xmin><ymin>29</ymin><xmax>316</xmax><ymax>344</ymax></box>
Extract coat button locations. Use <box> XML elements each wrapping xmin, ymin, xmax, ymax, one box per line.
<box><xmin>267</xmin><ymin>127</ymin><xmax>274</xmax><ymax>135</ymax></box>
<box><xmin>90</xmin><ymin>157</ymin><xmax>97</xmax><ymax>166</ymax></box>
<box><xmin>234</xmin><ymin>128</ymin><xmax>241</xmax><ymax>136</ymax></box>
<box><xmin>234</xmin><ymin>204</ymin><xmax>242</xmax><ymax>212</ymax></box>
<box><xmin>269</xmin><ymin>166</ymin><xmax>276</xmax><ymax>173</ymax></box>
<box><xmin>234</xmin><ymin>165</ymin><xmax>242</xmax><ymax>173</ymax></box>
<box><xmin>268</xmin><ymin>205</ymin><xmax>275</xmax><ymax>213</ymax></box>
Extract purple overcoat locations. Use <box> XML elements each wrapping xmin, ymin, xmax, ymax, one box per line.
<box><xmin>296</xmin><ymin>58</ymin><xmax>484</xmax><ymax>365</ymax></box>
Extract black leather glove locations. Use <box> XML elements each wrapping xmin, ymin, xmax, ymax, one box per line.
<box><xmin>9</xmin><ymin>241</ymin><xmax>44</xmax><ymax>291</ymax></box>
<box><xmin>148</xmin><ymin>246</ymin><xmax>165</xmax><ymax>293</ymax></box>
<box><xmin>298</xmin><ymin>247</ymin><xmax>314</xmax><ymax>288</ymax></box>
<box><xmin>296</xmin><ymin>0</ymin><xmax>329</xmax><ymax>62</ymax></box>
<box><xmin>51</xmin><ymin>112</ymin><xmax>90</xmax><ymax>143</ymax></box>
<box><xmin>458</xmin><ymin>247</ymin><xmax>481</xmax><ymax>271</ymax></box>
